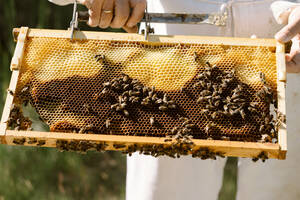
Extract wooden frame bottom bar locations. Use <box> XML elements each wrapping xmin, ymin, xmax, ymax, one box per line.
<box><xmin>2</xmin><ymin>130</ymin><xmax>286</xmax><ymax>160</ymax></box>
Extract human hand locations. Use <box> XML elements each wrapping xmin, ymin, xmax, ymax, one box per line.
<box><xmin>79</xmin><ymin>0</ymin><xmax>146</xmax><ymax>33</ymax></box>
<box><xmin>275</xmin><ymin>6</ymin><xmax>300</xmax><ymax>73</ymax></box>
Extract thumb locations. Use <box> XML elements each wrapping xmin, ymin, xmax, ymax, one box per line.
<box><xmin>275</xmin><ymin>6</ymin><xmax>300</xmax><ymax>43</ymax></box>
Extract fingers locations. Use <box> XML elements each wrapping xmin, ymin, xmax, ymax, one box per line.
<box><xmin>275</xmin><ymin>7</ymin><xmax>300</xmax><ymax>43</ymax></box>
<box><xmin>111</xmin><ymin>0</ymin><xmax>130</xmax><ymax>28</ymax></box>
<box><xmin>123</xmin><ymin>25</ymin><xmax>139</xmax><ymax>33</ymax></box>
<box><xmin>286</xmin><ymin>48</ymin><xmax>300</xmax><ymax>73</ymax></box>
<box><xmin>87</xmin><ymin>0</ymin><xmax>104</xmax><ymax>27</ymax></box>
<box><xmin>126</xmin><ymin>0</ymin><xmax>146</xmax><ymax>28</ymax></box>
<box><xmin>275</xmin><ymin>21</ymin><xmax>300</xmax><ymax>43</ymax></box>
<box><xmin>81</xmin><ymin>0</ymin><xmax>145</xmax><ymax>32</ymax></box>
<box><xmin>99</xmin><ymin>0</ymin><xmax>114</xmax><ymax>28</ymax></box>
<box><xmin>78</xmin><ymin>0</ymin><xmax>92</xmax><ymax>9</ymax></box>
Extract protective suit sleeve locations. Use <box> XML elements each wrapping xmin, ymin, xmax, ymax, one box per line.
<box><xmin>48</xmin><ymin>0</ymin><xmax>74</xmax><ymax>6</ymax></box>
<box><xmin>271</xmin><ymin>1</ymin><xmax>300</xmax><ymax>24</ymax></box>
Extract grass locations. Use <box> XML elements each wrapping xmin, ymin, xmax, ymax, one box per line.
<box><xmin>0</xmin><ymin>146</ymin><xmax>126</xmax><ymax>200</ymax></box>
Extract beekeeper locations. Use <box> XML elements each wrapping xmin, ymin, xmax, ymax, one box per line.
<box><xmin>49</xmin><ymin>0</ymin><xmax>300</xmax><ymax>199</ymax></box>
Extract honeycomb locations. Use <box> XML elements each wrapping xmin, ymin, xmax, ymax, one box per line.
<box><xmin>14</xmin><ymin>36</ymin><xmax>278</xmax><ymax>143</ymax></box>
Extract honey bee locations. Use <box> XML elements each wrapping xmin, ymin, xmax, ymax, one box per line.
<box><xmin>252</xmin><ymin>151</ymin><xmax>268</xmax><ymax>162</ymax></box>
<box><xmin>150</xmin><ymin>117</ymin><xmax>155</xmax><ymax>126</ymax></box>
<box><xmin>205</xmin><ymin>123</ymin><xmax>215</xmax><ymax>134</ymax></box>
<box><xmin>95</xmin><ymin>54</ymin><xmax>105</xmax><ymax>62</ymax></box>
<box><xmin>193</xmin><ymin>82</ymin><xmax>202</xmax><ymax>88</ymax></box>
<box><xmin>123</xmin><ymin>110</ymin><xmax>130</xmax><ymax>117</ymax></box>
<box><xmin>201</xmin><ymin>109</ymin><xmax>209</xmax><ymax>114</ymax></box>
<box><xmin>12</xmin><ymin>138</ymin><xmax>26</xmax><ymax>145</ymax></box>
<box><xmin>171</xmin><ymin>127</ymin><xmax>178</xmax><ymax>135</ymax></box>
<box><xmin>259</xmin><ymin>71</ymin><xmax>266</xmax><ymax>84</ymax></box>
<box><xmin>239</xmin><ymin>109</ymin><xmax>246</xmax><ymax>119</ymax></box>
<box><xmin>193</xmin><ymin>52</ymin><xmax>199</xmax><ymax>61</ymax></box>
<box><xmin>123</xmin><ymin>74</ymin><xmax>130</xmax><ymax>83</ymax></box>
<box><xmin>113</xmin><ymin>143</ymin><xmax>126</xmax><ymax>149</ymax></box>
<box><xmin>159</xmin><ymin>105</ymin><xmax>168</xmax><ymax>111</ymax></box>
<box><xmin>82</xmin><ymin>103</ymin><xmax>93</xmax><ymax>114</ymax></box>
<box><xmin>7</xmin><ymin>89</ymin><xmax>14</xmax><ymax>96</ymax></box>
<box><xmin>123</xmin><ymin>84</ymin><xmax>130</xmax><ymax>90</ymax></box>
<box><xmin>182</xmin><ymin>119</ymin><xmax>191</xmax><ymax>126</ymax></box>
<box><xmin>37</xmin><ymin>140</ymin><xmax>46</xmax><ymax>146</ymax></box>
<box><xmin>27</xmin><ymin>138</ymin><xmax>37</xmax><ymax>144</ymax></box>
<box><xmin>20</xmin><ymin>85</ymin><xmax>30</xmax><ymax>95</ymax></box>
<box><xmin>197</xmin><ymin>96</ymin><xmax>206</xmax><ymax>103</ymax></box>
<box><xmin>105</xmin><ymin>119</ymin><xmax>111</xmax><ymax>129</ymax></box>
<box><xmin>196</xmin><ymin>73</ymin><xmax>205</xmax><ymax>79</ymax></box>
<box><xmin>23</xmin><ymin>99</ymin><xmax>29</xmax><ymax>107</ymax></box>
<box><xmin>211</xmin><ymin>112</ymin><xmax>218</xmax><ymax>119</ymax></box>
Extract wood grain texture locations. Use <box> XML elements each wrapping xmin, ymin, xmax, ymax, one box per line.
<box><xmin>13</xmin><ymin>27</ymin><xmax>277</xmax><ymax>46</ymax></box>
<box><xmin>3</xmin><ymin>130</ymin><xmax>285</xmax><ymax>159</ymax></box>
<box><xmin>10</xmin><ymin>27</ymin><xmax>28</xmax><ymax>71</ymax></box>
<box><xmin>276</xmin><ymin>42</ymin><xmax>287</xmax><ymax>158</ymax></box>
<box><xmin>0</xmin><ymin>71</ymin><xmax>20</xmax><ymax>136</ymax></box>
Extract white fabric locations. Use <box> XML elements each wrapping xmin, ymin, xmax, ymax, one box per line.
<box><xmin>49</xmin><ymin>0</ymin><xmax>74</xmax><ymax>6</ymax></box>
<box><xmin>127</xmin><ymin>154</ymin><xmax>226</xmax><ymax>200</ymax></box>
<box><xmin>271</xmin><ymin>1</ymin><xmax>300</xmax><ymax>24</ymax></box>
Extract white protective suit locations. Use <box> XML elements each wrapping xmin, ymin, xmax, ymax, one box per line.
<box><xmin>49</xmin><ymin>0</ymin><xmax>300</xmax><ymax>199</ymax></box>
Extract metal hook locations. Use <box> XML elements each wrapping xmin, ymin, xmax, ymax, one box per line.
<box><xmin>142</xmin><ymin>6</ymin><xmax>154</xmax><ymax>40</ymax></box>
<box><xmin>69</xmin><ymin>0</ymin><xmax>79</xmax><ymax>40</ymax></box>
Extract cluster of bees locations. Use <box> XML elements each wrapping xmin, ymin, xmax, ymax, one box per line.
<box><xmin>255</xmin><ymin>73</ymin><xmax>280</xmax><ymax>144</ymax></box>
<box><xmin>186</xmin><ymin>61</ymin><xmax>282</xmax><ymax>145</ymax></box>
<box><xmin>252</xmin><ymin>151</ymin><xmax>268</xmax><ymax>162</ymax></box>
<box><xmin>56</xmin><ymin>140</ymin><xmax>108</xmax><ymax>153</ymax></box>
<box><xmin>192</xmin><ymin>62</ymin><xmax>253</xmax><ymax>121</ymax></box>
<box><xmin>12</xmin><ymin>137</ymin><xmax>46</xmax><ymax>146</ymax></box>
<box><xmin>164</xmin><ymin>117</ymin><xmax>195</xmax><ymax>145</ymax></box>
<box><xmin>55</xmin><ymin>139</ymin><xmax>225</xmax><ymax>160</ymax></box>
<box><xmin>124</xmin><ymin>143</ymin><xmax>224</xmax><ymax>159</ymax></box>
<box><xmin>255</xmin><ymin>72</ymin><xmax>283</xmax><ymax>143</ymax></box>
<box><xmin>103</xmin><ymin>73</ymin><xmax>177</xmax><ymax>113</ymax></box>
<box><xmin>6</xmin><ymin>84</ymin><xmax>33</xmax><ymax>131</ymax></box>
<box><xmin>100</xmin><ymin>73</ymin><xmax>177</xmax><ymax>127</ymax></box>
<box><xmin>6</xmin><ymin>104</ymin><xmax>32</xmax><ymax>131</ymax></box>
<box><xmin>192</xmin><ymin>147</ymin><xmax>225</xmax><ymax>160</ymax></box>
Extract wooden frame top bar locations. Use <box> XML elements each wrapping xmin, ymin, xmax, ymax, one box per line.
<box><xmin>13</xmin><ymin>28</ymin><xmax>277</xmax><ymax>47</ymax></box>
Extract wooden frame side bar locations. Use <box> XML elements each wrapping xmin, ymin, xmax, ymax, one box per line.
<box><xmin>0</xmin><ymin>27</ymin><xmax>27</xmax><ymax>138</ymax></box>
<box><xmin>10</xmin><ymin>27</ymin><xmax>28</xmax><ymax>71</ymax></box>
<box><xmin>0</xmin><ymin>71</ymin><xmax>20</xmax><ymax>137</ymax></box>
<box><xmin>276</xmin><ymin>42</ymin><xmax>287</xmax><ymax>159</ymax></box>
<box><xmin>4</xmin><ymin>130</ymin><xmax>284</xmax><ymax>159</ymax></box>
<box><xmin>13</xmin><ymin>27</ymin><xmax>277</xmax><ymax>47</ymax></box>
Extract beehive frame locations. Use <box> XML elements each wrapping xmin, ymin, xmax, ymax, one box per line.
<box><xmin>0</xmin><ymin>27</ymin><xmax>287</xmax><ymax>160</ymax></box>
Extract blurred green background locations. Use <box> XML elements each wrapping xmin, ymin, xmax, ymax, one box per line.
<box><xmin>0</xmin><ymin>1</ymin><xmax>237</xmax><ymax>199</ymax></box>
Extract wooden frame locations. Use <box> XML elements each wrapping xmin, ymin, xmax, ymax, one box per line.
<box><xmin>1</xmin><ymin>27</ymin><xmax>287</xmax><ymax>160</ymax></box>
